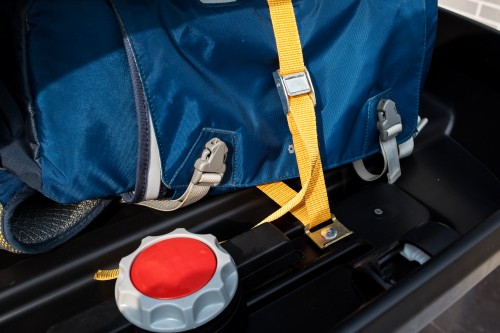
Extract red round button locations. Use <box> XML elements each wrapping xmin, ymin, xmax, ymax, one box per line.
<box><xmin>130</xmin><ymin>237</ymin><xmax>217</xmax><ymax>300</ymax></box>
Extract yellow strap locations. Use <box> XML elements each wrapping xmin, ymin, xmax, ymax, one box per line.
<box><xmin>94</xmin><ymin>269</ymin><xmax>119</xmax><ymax>281</ymax></box>
<box><xmin>266</xmin><ymin>0</ymin><xmax>305</xmax><ymax>75</ymax></box>
<box><xmin>258</xmin><ymin>0</ymin><xmax>331</xmax><ymax>230</ymax></box>
<box><xmin>0</xmin><ymin>204</ymin><xmax>20</xmax><ymax>253</ymax></box>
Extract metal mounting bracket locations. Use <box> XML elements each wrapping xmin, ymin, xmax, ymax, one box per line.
<box><xmin>306</xmin><ymin>215</ymin><xmax>353</xmax><ymax>249</ymax></box>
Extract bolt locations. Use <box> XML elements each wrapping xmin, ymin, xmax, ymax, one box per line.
<box><xmin>374</xmin><ymin>208</ymin><xmax>384</xmax><ymax>215</ymax></box>
<box><xmin>321</xmin><ymin>227</ymin><xmax>337</xmax><ymax>240</ymax></box>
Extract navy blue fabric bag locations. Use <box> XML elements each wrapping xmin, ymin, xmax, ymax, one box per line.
<box><xmin>0</xmin><ymin>0</ymin><xmax>437</xmax><ymax>253</ymax></box>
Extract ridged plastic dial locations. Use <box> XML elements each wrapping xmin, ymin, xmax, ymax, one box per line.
<box><xmin>115</xmin><ymin>228</ymin><xmax>238</xmax><ymax>332</ymax></box>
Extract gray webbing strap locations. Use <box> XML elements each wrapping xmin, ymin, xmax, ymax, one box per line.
<box><xmin>138</xmin><ymin>138</ymin><xmax>228</xmax><ymax>212</ymax></box>
<box><xmin>353</xmin><ymin>100</ymin><xmax>428</xmax><ymax>184</ymax></box>
<box><xmin>353</xmin><ymin>135</ymin><xmax>401</xmax><ymax>183</ymax></box>
<box><xmin>353</xmin><ymin>100</ymin><xmax>402</xmax><ymax>184</ymax></box>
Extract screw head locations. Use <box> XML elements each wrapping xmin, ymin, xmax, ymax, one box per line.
<box><xmin>321</xmin><ymin>227</ymin><xmax>338</xmax><ymax>240</ymax></box>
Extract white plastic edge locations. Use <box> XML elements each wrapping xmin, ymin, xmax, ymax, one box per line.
<box><xmin>143</xmin><ymin>114</ymin><xmax>162</xmax><ymax>201</ymax></box>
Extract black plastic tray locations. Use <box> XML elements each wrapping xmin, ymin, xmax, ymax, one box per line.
<box><xmin>0</xmin><ymin>9</ymin><xmax>499</xmax><ymax>333</ymax></box>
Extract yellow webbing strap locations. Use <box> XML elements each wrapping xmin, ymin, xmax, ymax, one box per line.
<box><xmin>257</xmin><ymin>0</ymin><xmax>331</xmax><ymax>230</ymax></box>
<box><xmin>94</xmin><ymin>269</ymin><xmax>119</xmax><ymax>281</ymax></box>
<box><xmin>0</xmin><ymin>204</ymin><xmax>20</xmax><ymax>253</ymax></box>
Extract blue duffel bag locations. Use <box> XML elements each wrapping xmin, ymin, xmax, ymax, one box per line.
<box><xmin>0</xmin><ymin>0</ymin><xmax>437</xmax><ymax>253</ymax></box>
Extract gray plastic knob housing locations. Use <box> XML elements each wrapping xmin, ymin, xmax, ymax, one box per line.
<box><xmin>115</xmin><ymin>228</ymin><xmax>238</xmax><ymax>332</ymax></box>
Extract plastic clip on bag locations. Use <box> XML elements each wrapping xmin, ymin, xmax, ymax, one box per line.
<box><xmin>0</xmin><ymin>0</ymin><xmax>437</xmax><ymax>253</ymax></box>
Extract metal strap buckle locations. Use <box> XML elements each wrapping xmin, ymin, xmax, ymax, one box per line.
<box><xmin>273</xmin><ymin>67</ymin><xmax>316</xmax><ymax>114</ymax></box>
